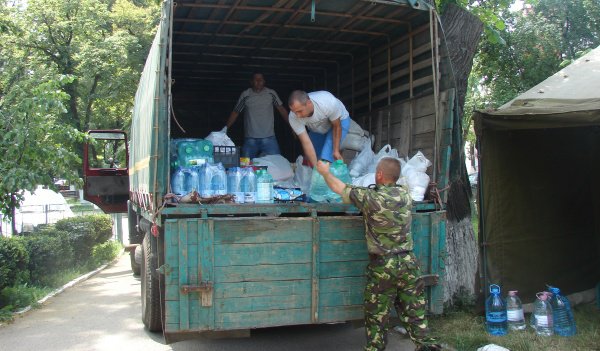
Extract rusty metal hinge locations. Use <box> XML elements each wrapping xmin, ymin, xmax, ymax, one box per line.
<box><xmin>419</xmin><ymin>274</ymin><xmax>439</xmax><ymax>287</ymax></box>
<box><xmin>180</xmin><ymin>281</ymin><xmax>213</xmax><ymax>307</ymax></box>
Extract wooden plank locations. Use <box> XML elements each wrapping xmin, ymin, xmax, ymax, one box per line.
<box><xmin>214</xmin><ymin>242</ymin><xmax>311</xmax><ymax>266</ymax></box>
<box><xmin>319</xmin><ymin>291</ymin><xmax>364</xmax><ymax>307</ymax></box>
<box><xmin>215</xmin><ymin>263</ymin><xmax>312</xmax><ymax>283</ymax></box>
<box><xmin>320</xmin><ymin>240</ymin><xmax>368</xmax><ymax>262</ymax></box>
<box><xmin>412</xmin><ymin>113</ymin><xmax>436</xmax><ymax>135</ymax></box>
<box><xmin>214</xmin><ymin>218</ymin><xmax>313</xmax><ymax>244</ymax></box>
<box><xmin>319</xmin><ymin>276</ymin><xmax>366</xmax><ymax>294</ymax></box>
<box><xmin>319</xmin><ymin>217</ymin><xmax>365</xmax><ymax>241</ymax></box>
<box><xmin>216</xmin><ymin>308</ymin><xmax>311</xmax><ymax>329</ymax></box>
<box><xmin>318</xmin><ymin>305</ymin><xmax>364</xmax><ymax>323</ymax></box>
<box><xmin>215</xmin><ymin>280</ymin><xmax>311</xmax><ymax>299</ymax></box>
<box><xmin>165</xmin><ymin>300</ymin><xmax>180</xmax><ymax>325</ymax></box>
<box><xmin>412</xmin><ymin>213</ymin><xmax>432</xmax><ymax>273</ymax></box>
<box><xmin>178</xmin><ymin>220</ymin><xmax>191</xmax><ymax>330</ymax></box>
<box><xmin>215</xmin><ymin>294</ymin><xmax>311</xmax><ymax>313</ymax></box>
<box><xmin>199</xmin><ymin>219</ymin><xmax>215</xmax><ymax>328</ymax></box>
<box><xmin>320</xmin><ymin>261</ymin><xmax>367</xmax><ymax>279</ymax></box>
<box><xmin>311</xmin><ymin>215</ymin><xmax>320</xmax><ymax>323</ymax></box>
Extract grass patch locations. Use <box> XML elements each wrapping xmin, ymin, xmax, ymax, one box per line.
<box><xmin>429</xmin><ymin>303</ymin><xmax>600</xmax><ymax>351</ymax></box>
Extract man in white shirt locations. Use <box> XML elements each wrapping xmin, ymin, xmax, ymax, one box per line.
<box><xmin>288</xmin><ymin>90</ymin><xmax>352</xmax><ymax>166</ymax></box>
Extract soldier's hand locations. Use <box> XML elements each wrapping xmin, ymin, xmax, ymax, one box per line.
<box><xmin>316</xmin><ymin>160</ymin><xmax>330</xmax><ymax>175</ymax></box>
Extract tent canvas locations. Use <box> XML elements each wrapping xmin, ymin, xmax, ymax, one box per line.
<box><xmin>473</xmin><ymin>47</ymin><xmax>600</xmax><ymax>302</ymax></box>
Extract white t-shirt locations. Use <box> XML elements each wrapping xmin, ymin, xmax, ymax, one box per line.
<box><xmin>289</xmin><ymin>91</ymin><xmax>350</xmax><ymax>135</ymax></box>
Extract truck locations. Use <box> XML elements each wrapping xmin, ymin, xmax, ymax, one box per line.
<box><xmin>83</xmin><ymin>0</ymin><xmax>460</xmax><ymax>343</ymax></box>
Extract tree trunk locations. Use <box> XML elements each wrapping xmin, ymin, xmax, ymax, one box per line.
<box><xmin>438</xmin><ymin>4</ymin><xmax>484</xmax><ymax>305</ymax></box>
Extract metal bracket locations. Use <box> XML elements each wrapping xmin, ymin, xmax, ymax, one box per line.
<box><xmin>419</xmin><ymin>274</ymin><xmax>439</xmax><ymax>287</ymax></box>
<box><xmin>180</xmin><ymin>281</ymin><xmax>214</xmax><ymax>307</ymax></box>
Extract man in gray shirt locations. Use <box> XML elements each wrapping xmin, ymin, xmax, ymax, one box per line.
<box><xmin>225</xmin><ymin>73</ymin><xmax>289</xmax><ymax>158</ymax></box>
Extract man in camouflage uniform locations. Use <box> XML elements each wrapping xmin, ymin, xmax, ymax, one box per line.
<box><xmin>316</xmin><ymin>158</ymin><xmax>441</xmax><ymax>351</ymax></box>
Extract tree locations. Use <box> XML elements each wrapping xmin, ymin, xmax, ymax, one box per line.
<box><xmin>0</xmin><ymin>0</ymin><xmax>159</xmax><ymax>234</ymax></box>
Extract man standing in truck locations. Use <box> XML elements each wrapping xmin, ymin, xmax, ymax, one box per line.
<box><xmin>288</xmin><ymin>90</ymin><xmax>352</xmax><ymax>167</ymax></box>
<box><xmin>316</xmin><ymin>157</ymin><xmax>442</xmax><ymax>351</ymax></box>
<box><xmin>225</xmin><ymin>73</ymin><xmax>289</xmax><ymax>158</ymax></box>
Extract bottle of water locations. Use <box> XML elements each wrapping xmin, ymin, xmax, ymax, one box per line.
<box><xmin>309</xmin><ymin>165</ymin><xmax>329</xmax><ymax>203</ymax></box>
<box><xmin>506</xmin><ymin>290</ymin><xmax>526</xmax><ymax>331</ymax></box>
<box><xmin>547</xmin><ymin>286</ymin><xmax>576</xmax><ymax>336</ymax></box>
<box><xmin>241</xmin><ymin>167</ymin><xmax>257</xmax><ymax>203</ymax></box>
<box><xmin>227</xmin><ymin>167</ymin><xmax>244</xmax><ymax>203</ymax></box>
<box><xmin>186</xmin><ymin>166</ymin><xmax>200</xmax><ymax>193</ymax></box>
<box><xmin>533</xmin><ymin>292</ymin><xmax>553</xmax><ymax>336</ymax></box>
<box><xmin>211</xmin><ymin>163</ymin><xmax>227</xmax><ymax>196</ymax></box>
<box><xmin>172</xmin><ymin>167</ymin><xmax>186</xmax><ymax>195</ymax></box>
<box><xmin>256</xmin><ymin>169</ymin><xmax>274</xmax><ymax>203</ymax></box>
<box><xmin>200</xmin><ymin>163</ymin><xmax>214</xmax><ymax>198</ymax></box>
<box><xmin>485</xmin><ymin>284</ymin><xmax>507</xmax><ymax>336</ymax></box>
<box><xmin>328</xmin><ymin>160</ymin><xmax>351</xmax><ymax>202</ymax></box>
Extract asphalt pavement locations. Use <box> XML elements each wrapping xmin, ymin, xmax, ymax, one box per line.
<box><xmin>0</xmin><ymin>254</ymin><xmax>416</xmax><ymax>351</ymax></box>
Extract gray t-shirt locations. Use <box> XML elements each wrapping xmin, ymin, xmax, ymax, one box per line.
<box><xmin>289</xmin><ymin>91</ymin><xmax>350</xmax><ymax>135</ymax></box>
<box><xmin>233</xmin><ymin>88</ymin><xmax>283</xmax><ymax>138</ymax></box>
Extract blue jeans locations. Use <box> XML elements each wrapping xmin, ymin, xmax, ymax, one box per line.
<box><xmin>242</xmin><ymin>136</ymin><xmax>281</xmax><ymax>158</ymax></box>
<box><xmin>308</xmin><ymin>118</ymin><xmax>351</xmax><ymax>162</ymax></box>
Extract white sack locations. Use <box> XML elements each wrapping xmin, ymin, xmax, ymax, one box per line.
<box><xmin>349</xmin><ymin>140</ymin><xmax>374</xmax><ymax>178</ymax></box>
<box><xmin>205</xmin><ymin>130</ymin><xmax>235</xmax><ymax>147</ymax></box>
<box><xmin>368</xmin><ymin>144</ymin><xmax>399</xmax><ymax>173</ymax></box>
<box><xmin>341</xmin><ymin>120</ymin><xmax>371</xmax><ymax>151</ymax></box>
<box><xmin>252</xmin><ymin>154</ymin><xmax>294</xmax><ymax>181</ymax></box>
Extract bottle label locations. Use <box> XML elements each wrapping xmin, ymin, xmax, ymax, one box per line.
<box><xmin>486</xmin><ymin>311</ymin><xmax>507</xmax><ymax>323</ymax></box>
<box><xmin>507</xmin><ymin>309</ymin><xmax>524</xmax><ymax>321</ymax></box>
<box><xmin>233</xmin><ymin>192</ymin><xmax>245</xmax><ymax>204</ymax></box>
<box><xmin>535</xmin><ymin>315</ymin><xmax>549</xmax><ymax>327</ymax></box>
<box><xmin>244</xmin><ymin>192</ymin><xmax>256</xmax><ymax>203</ymax></box>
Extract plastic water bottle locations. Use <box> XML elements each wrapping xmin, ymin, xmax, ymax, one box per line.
<box><xmin>309</xmin><ymin>166</ymin><xmax>329</xmax><ymax>202</ymax></box>
<box><xmin>485</xmin><ymin>284</ymin><xmax>507</xmax><ymax>336</ymax></box>
<box><xmin>328</xmin><ymin>160</ymin><xmax>351</xmax><ymax>202</ymax></box>
<box><xmin>547</xmin><ymin>286</ymin><xmax>576</xmax><ymax>336</ymax></box>
<box><xmin>241</xmin><ymin>167</ymin><xmax>257</xmax><ymax>203</ymax></box>
<box><xmin>200</xmin><ymin>164</ymin><xmax>214</xmax><ymax>198</ymax></box>
<box><xmin>533</xmin><ymin>292</ymin><xmax>554</xmax><ymax>336</ymax></box>
<box><xmin>227</xmin><ymin>167</ymin><xmax>244</xmax><ymax>203</ymax></box>
<box><xmin>186</xmin><ymin>167</ymin><xmax>200</xmax><ymax>193</ymax></box>
<box><xmin>256</xmin><ymin>169</ymin><xmax>274</xmax><ymax>203</ymax></box>
<box><xmin>506</xmin><ymin>290</ymin><xmax>526</xmax><ymax>331</ymax></box>
<box><xmin>172</xmin><ymin>167</ymin><xmax>186</xmax><ymax>195</ymax></box>
<box><xmin>211</xmin><ymin>163</ymin><xmax>227</xmax><ymax>196</ymax></box>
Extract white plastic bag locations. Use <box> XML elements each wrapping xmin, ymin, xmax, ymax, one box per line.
<box><xmin>252</xmin><ymin>154</ymin><xmax>294</xmax><ymax>182</ymax></box>
<box><xmin>368</xmin><ymin>144</ymin><xmax>399</xmax><ymax>173</ymax></box>
<box><xmin>205</xmin><ymin>130</ymin><xmax>235</xmax><ymax>148</ymax></box>
<box><xmin>401</xmin><ymin>151</ymin><xmax>432</xmax><ymax>201</ymax></box>
<box><xmin>352</xmin><ymin>173</ymin><xmax>376</xmax><ymax>187</ymax></box>
<box><xmin>405</xmin><ymin>150</ymin><xmax>431</xmax><ymax>173</ymax></box>
<box><xmin>293</xmin><ymin>156</ymin><xmax>312</xmax><ymax>193</ymax></box>
<box><xmin>349</xmin><ymin>141</ymin><xmax>374</xmax><ymax>178</ymax></box>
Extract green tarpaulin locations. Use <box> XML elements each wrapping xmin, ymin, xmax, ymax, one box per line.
<box><xmin>473</xmin><ymin>47</ymin><xmax>600</xmax><ymax>302</ymax></box>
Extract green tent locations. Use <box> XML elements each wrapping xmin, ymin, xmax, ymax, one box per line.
<box><xmin>473</xmin><ymin>47</ymin><xmax>600</xmax><ymax>302</ymax></box>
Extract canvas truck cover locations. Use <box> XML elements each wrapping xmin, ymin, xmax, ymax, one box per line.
<box><xmin>473</xmin><ymin>46</ymin><xmax>600</xmax><ymax>301</ymax></box>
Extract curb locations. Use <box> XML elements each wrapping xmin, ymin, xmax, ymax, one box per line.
<box><xmin>1</xmin><ymin>253</ymin><xmax>124</xmax><ymax>325</ymax></box>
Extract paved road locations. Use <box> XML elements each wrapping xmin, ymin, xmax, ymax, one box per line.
<box><xmin>0</xmin><ymin>255</ymin><xmax>416</xmax><ymax>351</ymax></box>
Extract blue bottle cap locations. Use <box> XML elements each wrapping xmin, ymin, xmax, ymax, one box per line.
<box><xmin>489</xmin><ymin>284</ymin><xmax>501</xmax><ymax>295</ymax></box>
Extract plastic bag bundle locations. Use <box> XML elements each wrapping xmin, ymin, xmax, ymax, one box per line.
<box><xmin>252</xmin><ymin>154</ymin><xmax>294</xmax><ymax>182</ymax></box>
<box><xmin>401</xmin><ymin>151</ymin><xmax>431</xmax><ymax>201</ymax></box>
<box><xmin>349</xmin><ymin>140</ymin><xmax>374</xmax><ymax>178</ymax></box>
<box><xmin>368</xmin><ymin>144</ymin><xmax>399</xmax><ymax>174</ymax></box>
<box><xmin>205</xmin><ymin>130</ymin><xmax>235</xmax><ymax>147</ymax></box>
<box><xmin>293</xmin><ymin>156</ymin><xmax>312</xmax><ymax>193</ymax></box>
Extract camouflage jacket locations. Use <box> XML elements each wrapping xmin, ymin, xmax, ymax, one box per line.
<box><xmin>342</xmin><ymin>183</ymin><xmax>412</xmax><ymax>255</ymax></box>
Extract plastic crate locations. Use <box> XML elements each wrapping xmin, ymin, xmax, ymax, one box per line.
<box><xmin>213</xmin><ymin>146</ymin><xmax>240</xmax><ymax>168</ymax></box>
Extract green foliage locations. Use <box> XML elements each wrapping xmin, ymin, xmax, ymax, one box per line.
<box><xmin>0</xmin><ymin>237</ymin><xmax>30</xmax><ymax>290</ymax></box>
<box><xmin>0</xmin><ymin>284</ymin><xmax>50</xmax><ymax>312</ymax></box>
<box><xmin>19</xmin><ymin>231</ymin><xmax>74</xmax><ymax>286</ymax></box>
<box><xmin>55</xmin><ymin>214</ymin><xmax>113</xmax><ymax>264</ymax></box>
<box><xmin>91</xmin><ymin>240</ymin><xmax>122</xmax><ymax>267</ymax></box>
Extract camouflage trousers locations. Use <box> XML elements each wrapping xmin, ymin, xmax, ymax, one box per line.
<box><xmin>363</xmin><ymin>252</ymin><xmax>434</xmax><ymax>351</ymax></box>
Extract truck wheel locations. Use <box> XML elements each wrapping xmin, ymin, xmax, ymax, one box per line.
<box><xmin>130</xmin><ymin>251</ymin><xmax>141</xmax><ymax>276</ymax></box>
<box><xmin>141</xmin><ymin>234</ymin><xmax>162</xmax><ymax>332</ymax></box>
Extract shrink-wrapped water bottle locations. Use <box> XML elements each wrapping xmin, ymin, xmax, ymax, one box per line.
<box><xmin>309</xmin><ymin>165</ymin><xmax>329</xmax><ymax>202</ymax></box>
<box><xmin>241</xmin><ymin>167</ymin><xmax>257</xmax><ymax>203</ymax></box>
<box><xmin>256</xmin><ymin>169</ymin><xmax>274</xmax><ymax>203</ymax></box>
<box><xmin>506</xmin><ymin>290</ymin><xmax>526</xmax><ymax>331</ymax></box>
<box><xmin>211</xmin><ymin>163</ymin><xmax>227</xmax><ymax>196</ymax></box>
<box><xmin>485</xmin><ymin>284</ymin><xmax>507</xmax><ymax>336</ymax></box>
<box><xmin>186</xmin><ymin>167</ymin><xmax>200</xmax><ymax>193</ymax></box>
<box><xmin>547</xmin><ymin>286</ymin><xmax>576</xmax><ymax>336</ymax></box>
<box><xmin>172</xmin><ymin>167</ymin><xmax>186</xmax><ymax>195</ymax></box>
<box><xmin>533</xmin><ymin>292</ymin><xmax>554</xmax><ymax>336</ymax></box>
<box><xmin>227</xmin><ymin>167</ymin><xmax>244</xmax><ymax>203</ymax></box>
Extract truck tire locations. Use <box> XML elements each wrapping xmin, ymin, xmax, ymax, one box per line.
<box><xmin>130</xmin><ymin>251</ymin><xmax>141</xmax><ymax>276</ymax></box>
<box><xmin>141</xmin><ymin>234</ymin><xmax>162</xmax><ymax>332</ymax></box>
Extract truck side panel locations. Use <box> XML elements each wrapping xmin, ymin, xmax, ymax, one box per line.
<box><xmin>162</xmin><ymin>210</ymin><xmax>445</xmax><ymax>335</ymax></box>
